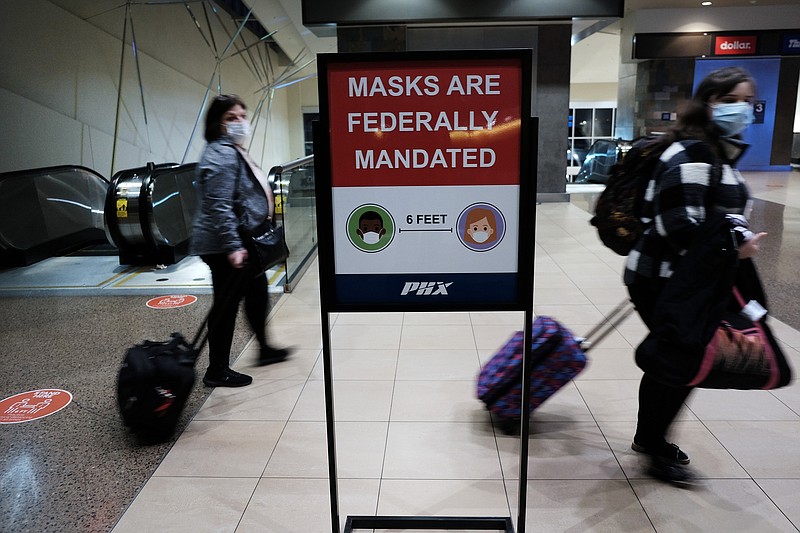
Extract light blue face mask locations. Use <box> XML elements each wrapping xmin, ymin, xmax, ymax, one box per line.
<box><xmin>710</xmin><ymin>102</ymin><xmax>754</xmax><ymax>137</ymax></box>
<box><xmin>225</xmin><ymin>120</ymin><xmax>251</xmax><ymax>144</ymax></box>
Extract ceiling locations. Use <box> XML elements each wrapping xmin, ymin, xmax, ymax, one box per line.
<box><xmin>47</xmin><ymin>0</ymin><xmax>798</xmax><ymax>89</ymax></box>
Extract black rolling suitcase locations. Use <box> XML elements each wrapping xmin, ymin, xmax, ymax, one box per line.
<box><xmin>117</xmin><ymin>320</ymin><xmax>209</xmax><ymax>442</ymax></box>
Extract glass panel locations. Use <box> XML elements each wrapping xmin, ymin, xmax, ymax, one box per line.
<box><xmin>567</xmin><ymin>108</ymin><xmax>574</xmax><ymax>137</ymax></box>
<box><xmin>303</xmin><ymin>113</ymin><xmax>319</xmax><ymax>156</ymax></box>
<box><xmin>573</xmin><ymin>109</ymin><xmax>593</xmax><ymax>138</ymax></box>
<box><xmin>573</xmin><ymin>138</ymin><xmax>592</xmax><ymax>166</ymax></box>
<box><xmin>594</xmin><ymin>108</ymin><xmax>614</xmax><ymax>137</ymax></box>
<box><xmin>150</xmin><ymin>164</ymin><xmax>198</xmax><ymax>246</ymax></box>
<box><xmin>270</xmin><ymin>156</ymin><xmax>316</xmax><ymax>290</ymax></box>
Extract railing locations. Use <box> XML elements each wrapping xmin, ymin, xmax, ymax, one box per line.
<box><xmin>268</xmin><ymin>155</ymin><xmax>316</xmax><ymax>292</ymax></box>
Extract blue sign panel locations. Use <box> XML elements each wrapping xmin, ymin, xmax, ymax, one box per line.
<box><xmin>782</xmin><ymin>34</ymin><xmax>800</xmax><ymax>55</ymax></box>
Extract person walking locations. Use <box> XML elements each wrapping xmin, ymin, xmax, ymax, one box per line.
<box><xmin>190</xmin><ymin>94</ymin><xmax>291</xmax><ymax>387</ymax></box>
<box><xmin>624</xmin><ymin>66</ymin><xmax>767</xmax><ymax>485</ymax></box>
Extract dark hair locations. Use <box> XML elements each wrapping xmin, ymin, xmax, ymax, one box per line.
<box><xmin>672</xmin><ymin>66</ymin><xmax>755</xmax><ymax>142</ymax></box>
<box><xmin>204</xmin><ymin>94</ymin><xmax>247</xmax><ymax>142</ymax></box>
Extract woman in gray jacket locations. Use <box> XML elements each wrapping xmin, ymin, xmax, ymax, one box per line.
<box><xmin>190</xmin><ymin>94</ymin><xmax>290</xmax><ymax>387</ymax></box>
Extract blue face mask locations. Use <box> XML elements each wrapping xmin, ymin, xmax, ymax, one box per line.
<box><xmin>710</xmin><ymin>102</ymin><xmax>754</xmax><ymax>137</ymax></box>
<box><xmin>225</xmin><ymin>120</ymin><xmax>251</xmax><ymax>144</ymax></box>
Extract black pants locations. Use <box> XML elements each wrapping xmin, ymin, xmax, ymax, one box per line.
<box><xmin>201</xmin><ymin>254</ymin><xmax>270</xmax><ymax>369</ymax></box>
<box><xmin>628</xmin><ymin>280</ymin><xmax>694</xmax><ymax>448</ymax></box>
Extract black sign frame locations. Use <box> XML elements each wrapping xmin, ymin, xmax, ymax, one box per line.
<box><xmin>313</xmin><ymin>49</ymin><xmax>538</xmax><ymax>533</ymax></box>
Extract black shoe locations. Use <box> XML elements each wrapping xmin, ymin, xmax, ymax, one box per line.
<box><xmin>256</xmin><ymin>346</ymin><xmax>291</xmax><ymax>366</ymax></box>
<box><xmin>203</xmin><ymin>367</ymin><xmax>253</xmax><ymax>387</ymax></box>
<box><xmin>632</xmin><ymin>441</ymin><xmax>690</xmax><ymax>465</ymax></box>
<box><xmin>647</xmin><ymin>456</ymin><xmax>698</xmax><ymax>488</ymax></box>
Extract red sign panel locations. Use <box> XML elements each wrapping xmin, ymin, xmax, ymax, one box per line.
<box><xmin>715</xmin><ymin>35</ymin><xmax>757</xmax><ymax>55</ymax></box>
<box><xmin>146</xmin><ymin>294</ymin><xmax>198</xmax><ymax>309</ymax></box>
<box><xmin>0</xmin><ymin>389</ymin><xmax>73</xmax><ymax>424</ymax></box>
<box><xmin>327</xmin><ymin>58</ymin><xmax>522</xmax><ymax>188</ymax></box>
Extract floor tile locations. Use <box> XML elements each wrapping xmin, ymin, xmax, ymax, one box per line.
<box><xmin>291</xmin><ymin>379</ymin><xmax>394</xmax><ymax>421</ymax></box>
<box><xmin>152</xmin><ymin>420</ymin><xmax>285</xmax><ymax>478</ymax></box>
<box><xmin>193</xmin><ymin>379</ymin><xmax>306</xmax><ymax>421</ymax></box>
<box><xmin>395</xmin><ymin>348</ymin><xmax>481</xmax><ymax>381</ymax></box>
<box><xmin>382</xmin><ymin>422</ymin><xmax>503</xmax><ymax>479</ymax></box>
<box><xmin>111</xmin><ymin>477</ymin><xmax>258</xmax><ymax>533</ymax></box>
<box><xmin>509</xmin><ymin>479</ymin><xmax>655</xmax><ymax>533</ymax></box>
<box><xmin>577</xmin><ymin>347</ymin><xmax>643</xmax><ymax>380</ymax></box>
<box><xmin>310</xmin><ymin>348</ymin><xmax>399</xmax><ymax>381</ymax></box>
<box><xmin>496</xmin><ymin>422</ymin><xmax>625</xmax><ymax>480</ymax></box>
<box><xmin>472</xmin><ymin>325</ymin><xmax>521</xmax><ymax>351</ymax></box>
<box><xmin>597</xmin><ymin>420</ymin><xmax>750</xmax><ymax>480</ymax></box>
<box><xmin>239</xmin><ymin>347</ymin><xmax>320</xmax><ymax>380</ymax></box>
<box><xmin>376</xmin><ymin>479</ymin><xmax>510</xmax><ymax>518</ymax></box>
<box><xmin>703</xmin><ymin>420</ymin><xmax>800</xmax><ymax>478</ymax></box>
<box><xmin>263</xmin><ymin>421</ymin><xmax>388</xmax><ymax>479</ymax></box>
<box><xmin>755</xmin><ymin>479</ymin><xmax>800</xmax><ymax>529</ymax></box>
<box><xmin>631</xmin><ymin>478</ymin><xmax>797</xmax><ymax>532</ymax></box>
<box><xmin>400</xmin><ymin>324</ymin><xmax>477</xmax><ymax>350</ymax></box>
<box><xmin>236</xmin><ymin>478</ymin><xmax>380</xmax><ymax>533</ymax></box>
<box><xmin>403</xmin><ymin>311</ymin><xmax>472</xmax><ymax>325</ymax></box>
<box><xmin>331</xmin><ymin>323</ymin><xmax>402</xmax><ymax>350</ymax></box>
<box><xmin>390</xmin><ymin>380</ymin><xmax>482</xmax><ymax>422</ymax></box>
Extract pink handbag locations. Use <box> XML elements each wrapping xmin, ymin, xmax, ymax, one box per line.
<box><xmin>688</xmin><ymin>288</ymin><xmax>790</xmax><ymax>389</ymax></box>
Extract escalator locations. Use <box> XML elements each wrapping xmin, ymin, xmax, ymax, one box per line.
<box><xmin>2</xmin><ymin>156</ymin><xmax>316</xmax><ymax>291</ymax></box>
<box><xmin>105</xmin><ymin>162</ymin><xmax>198</xmax><ymax>265</ymax></box>
<box><xmin>0</xmin><ymin>166</ymin><xmax>109</xmax><ymax>267</ymax></box>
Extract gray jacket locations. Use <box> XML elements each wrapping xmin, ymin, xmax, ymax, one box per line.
<box><xmin>189</xmin><ymin>137</ymin><xmax>271</xmax><ymax>255</ymax></box>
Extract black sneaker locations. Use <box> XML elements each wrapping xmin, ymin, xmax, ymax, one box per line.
<box><xmin>203</xmin><ymin>367</ymin><xmax>253</xmax><ymax>387</ymax></box>
<box><xmin>647</xmin><ymin>456</ymin><xmax>698</xmax><ymax>488</ymax></box>
<box><xmin>632</xmin><ymin>441</ymin><xmax>690</xmax><ymax>465</ymax></box>
<box><xmin>256</xmin><ymin>346</ymin><xmax>291</xmax><ymax>366</ymax></box>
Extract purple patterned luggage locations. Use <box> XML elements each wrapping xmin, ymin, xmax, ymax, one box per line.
<box><xmin>477</xmin><ymin>316</ymin><xmax>587</xmax><ymax>434</ymax></box>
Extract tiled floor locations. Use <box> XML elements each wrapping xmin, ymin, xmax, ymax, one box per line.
<box><xmin>111</xmin><ymin>172</ymin><xmax>800</xmax><ymax>532</ymax></box>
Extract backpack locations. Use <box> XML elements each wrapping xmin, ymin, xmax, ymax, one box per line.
<box><xmin>590</xmin><ymin>136</ymin><xmax>670</xmax><ymax>255</ymax></box>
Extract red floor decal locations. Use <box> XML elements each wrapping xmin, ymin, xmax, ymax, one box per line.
<box><xmin>146</xmin><ymin>294</ymin><xmax>198</xmax><ymax>309</ymax></box>
<box><xmin>0</xmin><ymin>389</ymin><xmax>73</xmax><ymax>424</ymax></box>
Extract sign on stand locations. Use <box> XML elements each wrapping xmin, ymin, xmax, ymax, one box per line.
<box><xmin>314</xmin><ymin>49</ymin><xmax>536</xmax><ymax>532</ymax></box>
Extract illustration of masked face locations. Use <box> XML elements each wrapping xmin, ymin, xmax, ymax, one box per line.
<box><xmin>467</xmin><ymin>217</ymin><xmax>494</xmax><ymax>243</ymax></box>
<box><xmin>357</xmin><ymin>217</ymin><xmax>386</xmax><ymax>244</ymax></box>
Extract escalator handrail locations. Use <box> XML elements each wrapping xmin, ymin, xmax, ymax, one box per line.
<box><xmin>0</xmin><ymin>164</ymin><xmax>109</xmax><ymax>184</ymax></box>
<box><xmin>267</xmin><ymin>154</ymin><xmax>314</xmax><ymax>182</ymax></box>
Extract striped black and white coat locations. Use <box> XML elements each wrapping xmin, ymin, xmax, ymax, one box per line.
<box><xmin>623</xmin><ymin>138</ymin><xmax>752</xmax><ymax>286</ymax></box>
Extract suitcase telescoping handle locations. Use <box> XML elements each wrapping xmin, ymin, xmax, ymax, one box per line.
<box><xmin>576</xmin><ymin>298</ymin><xmax>635</xmax><ymax>353</ymax></box>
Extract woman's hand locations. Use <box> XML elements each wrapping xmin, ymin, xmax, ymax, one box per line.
<box><xmin>738</xmin><ymin>232</ymin><xmax>767</xmax><ymax>259</ymax></box>
<box><xmin>228</xmin><ymin>248</ymin><xmax>249</xmax><ymax>268</ymax></box>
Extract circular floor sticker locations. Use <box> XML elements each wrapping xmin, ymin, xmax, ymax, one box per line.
<box><xmin>0</xmin><ymin>389</ymin><xmax>73</xmax><ymax>424</ymax></box>
<box><xmin>146</xmin><ymin>295</ymin><xmax>198</xmax><ymax>309</ymax></box>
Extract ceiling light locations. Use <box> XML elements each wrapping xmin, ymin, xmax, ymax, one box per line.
<box><xmin>701</xmin><ymin>1</ymin><xmax>712</xmax><ymax>5</ymax></box>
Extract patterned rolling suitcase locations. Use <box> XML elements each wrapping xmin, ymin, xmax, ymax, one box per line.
<box><xmin>477</xmin><ymin>316</ymin><xmax>586</xmax><ymax>434</ymax></box>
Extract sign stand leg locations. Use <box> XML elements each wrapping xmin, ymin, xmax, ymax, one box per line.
<box><xmin>321</xmin><ymin>311</ymin><xmax>341</xmax><ymax>533</ymax></box>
